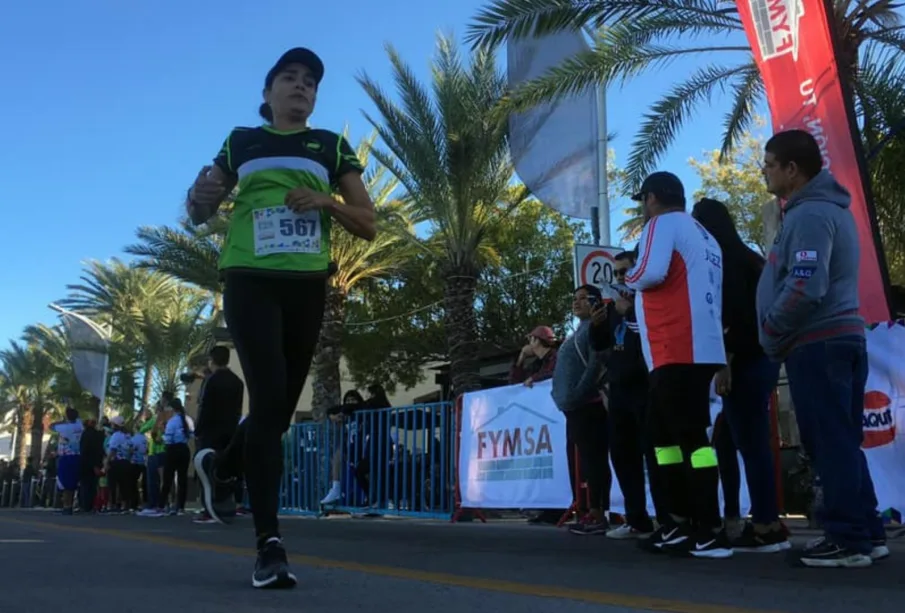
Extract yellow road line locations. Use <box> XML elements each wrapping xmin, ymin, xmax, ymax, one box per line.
<box><xmin>0</xmin><ymin>515</ymin><xmax>783</xmax><ymax>613</ymax></box>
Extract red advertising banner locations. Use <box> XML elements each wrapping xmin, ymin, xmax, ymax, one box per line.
<box><xmin>735</xmin><ymin>0</ymin><xmax>890</xmax><ymax>324</ymax></box>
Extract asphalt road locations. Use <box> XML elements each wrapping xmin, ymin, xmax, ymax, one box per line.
<box><xmin>0</xmin><ymin>510</ymin><xmax>902</xmax><ymax>613</ymax></box>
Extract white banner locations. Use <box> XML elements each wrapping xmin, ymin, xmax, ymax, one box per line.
<box><xmin>864</xmin><ymin>323</ymin><xmax>905</xmax><ymax>515</ymax></box>
<box><xmin>459</xmin><ymin>380</ymin><xmax>572</xmax><ymax>509</ymax></box>
<box><xmin>59</xmin><ymin>312</ymin><xmax>109</xmax><ymax>400</ymax></box>
<box><xmin>507</xmin><ymin>31</ymin><xmax>598</xmax><ymax>220</ymax></box>
<box><xmin>459</xmin><ymin>379</ymin><xmax>750</xmax><ymax>515</ymax></box>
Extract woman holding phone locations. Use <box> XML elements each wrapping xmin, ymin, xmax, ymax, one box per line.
<box><xmin>187</xmin><ymin>47</ymin><xmax>376</xmax><ymax>589</ymax></box>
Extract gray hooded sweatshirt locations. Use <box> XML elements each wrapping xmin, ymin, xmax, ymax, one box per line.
<box><xmin>755</xmin><ymin>170</ymin><xmax>864</xmax><ymax>358</ymax></box>
<box><xmin>551</xmin><ymin>319</ymin><xmax>604</xmax><ymax>412</ymax></box>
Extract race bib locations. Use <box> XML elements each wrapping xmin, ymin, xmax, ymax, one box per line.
<box><xmin>253</xmin><ymin>206</ymin><xmax>322</xmax><ymax>256</ymax></box>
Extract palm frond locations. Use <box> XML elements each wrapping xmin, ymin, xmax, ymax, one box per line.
<box><xmin>624</xmin><ymin>64</ymin><xmax>752</xmax><ymax>185</ymax></box>
<box><xmin>502</xmin><ymin>18</ymin><xmax>749</xmax><ymax>114</ymax></box>
<box><xmin>719</xmin><ymin>61</ymin><xmax>766</xmax><ymax>159</ymax></box>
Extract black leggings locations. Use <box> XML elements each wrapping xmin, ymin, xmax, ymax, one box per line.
<box><xmin>713</xmin><ymin>412</ymin><xmax>741</xmax><ymax>518</ymax></box>
<box><xmin>221</xmin><ymin>272</ymin><xmax>326</xmax><ymax>540</ymax></box>
<box><xmin>648</xmin><ymin>363</ymin><xmax>722</xmax><ymax>529</ymax></box>
<box><xmin>161</xmin><ymin>443</ymin><xmax>190</xmax><ymax>510</ymax></box>
<box><xmin>109</xmin><ymin>459</ymin><xmax>133</xmax><ymax>510</ymax></box>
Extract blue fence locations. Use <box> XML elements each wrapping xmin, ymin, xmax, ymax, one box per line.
<box><xmin>280</xmin><ymin>402</ymin><xmax>457</xmax><ymax>519</ymax></box>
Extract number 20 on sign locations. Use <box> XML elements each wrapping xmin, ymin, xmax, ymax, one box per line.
<box><xmin>573</xmin><ymin>245</ymin><xmax>621</xmax><ymax>289</ymax></box>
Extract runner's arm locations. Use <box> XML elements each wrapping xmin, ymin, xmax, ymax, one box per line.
<box><xmin>186</xmin><ymin>132</ymin><xmax>239</xmax><ymax>225</ymax></box>
<box><xmin>328</xmin><ymin>135</ymin><xmax>376</xmax><ymax>241</ymax></box>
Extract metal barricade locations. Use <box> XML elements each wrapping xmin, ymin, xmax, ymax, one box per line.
<box><xmin>280</xmin><ymin>422</ymin><xmax>327</xmax><ymax>515</ymax></box>
<box><xmin>282</xmin><ymin>402</ymin><xmax>456</xmax><ymax>519</ymax></box>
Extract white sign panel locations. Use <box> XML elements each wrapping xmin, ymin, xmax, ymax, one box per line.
<box><xmin>863</xmin><ymin>323</ymin><xmax>905</xmax><ymax>515</ymax></box>
<box><xmin>574</xmin><ymin>244</ymin><xmax>622</xmax><ymax>290</ymax></box>
<box><xmin>459</xmin><ymin>381</ymin><xmax>572</xmax><ymax>509</ymax></box>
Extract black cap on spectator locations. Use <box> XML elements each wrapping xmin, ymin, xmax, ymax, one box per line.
<box><xmin>631</xmin><ymin>171</ymin><xmax>685</xmax><ymax>203</ymax></box>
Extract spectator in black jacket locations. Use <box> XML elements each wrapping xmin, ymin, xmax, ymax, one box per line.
<box><xmin>195</xmin><ymin>346</ymin><xmax>244</xmax><ymax>452</ymax></box>
<box><xmin>194</xmin><ymin>345</ymin><xmax>244</xmax><ymax>524</ymax></box>
<box><xmin>589</xmin><ymin>250</ymin><xmax>668</xmax><ymax>538</ymax></box>
<box><xmin>692</xmin><ymin>198</ymin><xmax>788</xmax><ymax>552</ymax></box>
<box><xmin>79</xmin><ymin>418</ymin><xmax>105</xmax><ymax>513</ymax></box>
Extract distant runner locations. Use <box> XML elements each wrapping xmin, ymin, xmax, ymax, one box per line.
<box><xmin>186</xmin><ymin>47</ymin><xmax>376</xmax><ymax>589</ymax></box>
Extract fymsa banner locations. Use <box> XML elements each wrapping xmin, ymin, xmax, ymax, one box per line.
<box><xmin>735</xmin><ymin>0</ymin><xmax>889</xmax><ymax>324</ymax></box>
<box><xmin>458</xmin><ymin>380</ymin><xmax>751</xmax><ymax>515</ymax></box>
<box><xmin>459</xmin><ymin>381</ymin><xmax>572</xmax><ymax>509</ymax></box>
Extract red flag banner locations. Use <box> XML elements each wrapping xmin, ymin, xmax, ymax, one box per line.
<box><xmin>735</xmin><ymin>0</ymin><xmax>890</xmax><ymax>324</ymax></box>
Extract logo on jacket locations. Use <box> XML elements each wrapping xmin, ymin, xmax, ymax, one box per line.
<box><xmin>747</xmin><ymin>0</ymin><xmax>805</xmax><ymax>63</ymax></box>
<box><xmin>305</xmin><ymin>140</ymin><xmax>323</xmax><ymax>152</ymax></box>
<box><xmin>795</xmin><ymin>250</ymin><xmax>818</xmax><ymax>262</ymax></box>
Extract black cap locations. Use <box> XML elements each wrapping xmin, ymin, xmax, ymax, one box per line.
<box><xmin>265</xmin><ymin>48</ymin><xmax>325</xmax><ymax>89</ymax></box>
<box><xmin>631</xmin><ymin>171</ymin><xmax>685</xmax><ymax>202</ymax></box>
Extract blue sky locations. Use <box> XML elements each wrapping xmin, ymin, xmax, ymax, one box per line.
<box><xmin>0</xmin><ymin>0</ymin><xmax>759</xmax><ymax>348</ymax></box>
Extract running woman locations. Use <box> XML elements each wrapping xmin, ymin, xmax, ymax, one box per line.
<box><xmin>187</xmin><ymin>47</ymin><xmax>376</xmax><ymax>589</ymax></box>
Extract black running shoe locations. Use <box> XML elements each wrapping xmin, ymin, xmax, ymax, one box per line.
<box><xmin>790</xmin><ymin>537</ymin><xmax>872</xmax><ymax>568</ymax></box>
<box><xmin>194</xmin><ymin>449</ymin><xmax>237</xmax><ymax>525</ymax></box>
<box><xmin>686</xmin><ymin>529</ymin><xmax>734</xmax><ymax>559</ymax></box>
<box><xmin>639</xmin><ymin>521</ymin><xmax>691</xmax><ymax>553</ymax></box>
<box><xmin>732</xmin><ymin>523</ymin><xmax>791</xmax><ymax>553</ymax></box>
<box><xmin>253</xmin><ymin>537</ymin><xmax>298</xmax><ymax>589</ymax></box>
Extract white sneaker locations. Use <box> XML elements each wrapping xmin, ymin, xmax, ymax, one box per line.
<box><xmin>871</xmin><ymin>543</ymin><xmax>890</xmax><ymax>560</ymax></box>
<box><xmin>606</xmin><ymin>524</ymin><xmax>652</xmax><ymax>539</ymax></box>
<box><xmin>320</xmin><ymin>483</ymin><xmax>342</xmax><ymax>505</ymax></box>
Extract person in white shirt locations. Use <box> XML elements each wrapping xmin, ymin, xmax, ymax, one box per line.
<box><xmin>105</xmin><ymin>416</ymin><xmax>133</xmax><ymax>514</ymax></box>
<box><xmin>625</xmin><ymin>171</ymin><xmax>729</xmax><ymax>559</ymax></box>
<box><xmin>50</xmin><ymin>407</ymin><xmax>83</xmax><ymax>515</ymax></box>
<box><xmin>161</xmin><ymin>397</ymin><xmax>194</xmax><ymax>515</ymax></box>
<box><xmin>130</xmin><ymin>431</ymin><xmax>149</xmax><ymax>511</ymax></box>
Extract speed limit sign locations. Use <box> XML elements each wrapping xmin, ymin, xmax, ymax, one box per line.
<box><xmin>574</xmin><ymin>244</ymin><xmax>622</xmax><ymax>290</ymax></box>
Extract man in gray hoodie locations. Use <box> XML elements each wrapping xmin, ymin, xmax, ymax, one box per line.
<box><xmin>757</xmin><ymin>129</ymin><xmax>884</xmax><ymax>569</ymax></box>
<box><xmin>551</xmin><ymin>284</ymin><xmax>610</xmax><ymax>534</ymax></box>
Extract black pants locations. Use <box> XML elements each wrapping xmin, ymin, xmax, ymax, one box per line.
<box><xmin>565</xmin><ymin>402</ymin><xmax>611</xmax><ymax>513</ymax></box>
<box><xmin>131</xmin><ymin>464</ymin><xmax>145</xmax><ymax>510</ymax></box>
<box><xmin>648</xmin><ymin>363</ymin><xmax>722</xmax><ymax>529</ymax></box>
<box><xmin>161</xmin><ymin>443</ymin><xmax>191</xmax><ymax>510</ymax></box>
<box><xmin>78</xmin><ymin>473</ymin><xmax>97</xmax><ymax>512</ymax></box>
<box><xmin>609</xmin><ymin>382</ymin><xmax>668</xmax><ymax>529</ymax></box>
<box><xmin>712</xmin><ymin>412</ymin><xmax>741</xmax><ymax>518</ymax></box>
<box><xmin>220</xmin><ymin>272</ymin><xmax>326</xmax><ymax>540</ymax></box>
<box><xmin>109</xmin><ymin>459</ymin><xmax>133</xmax><ymax>510</ymax></box>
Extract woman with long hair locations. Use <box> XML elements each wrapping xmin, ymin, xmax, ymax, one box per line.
<box><xmin>692</xmin><ymin>198</ymin><xmax>788</xmax><ymax>552</ymax></box>
<box><xmin>187</xmin><ymin>47</ymin><xmax>376</xmax><ymax>588</ymax></box>
<box><xmin>160</xmin><ymin>398</ymin><xmax>192</xmax><ymax>515</ymax></box>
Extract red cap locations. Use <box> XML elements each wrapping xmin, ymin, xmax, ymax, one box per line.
<box><xmin>529</xmin><ymin>326</ymin><xmax>556</xmax><ymax>343</ymax></box>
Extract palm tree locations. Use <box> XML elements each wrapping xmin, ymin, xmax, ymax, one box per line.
<box><xmin>358</xmin><ymin>35</ymin><xmax>527</xmax><ymax>396</ymax></box>
<box><xmin>858</xmin><ymin>49</ymin><xmax>905</xmax><ymax>283</ymax></box>
<box><xmin>309</xmin><ymin>133</ymin><xmax>414</xmax><ymax>418</ymax></box>
<box><xmin>59</xmin><ymin>259</ymin><xmax>182</xmax><ymax>411</ymax></box>
<box><xmin>467</xmin><ymin>0</ymin><xmax>905</xmax><ymax>184</ymax></box>
<box><xmin>0</xmin><ymin>341</ymin><xmax>57</xmax><ymax>468</ymax></box>
<box><xmin>125</xmin><ymin>219</ymin><xmax>226</xmax><ymax>310</ymax></box>
<box><xmin>0</xmin><ymin>354</ymin><xmax>32</xmax><ymax>472</ymax></box>
<box><xmin>139</xmin><ymin>290</ymin><xmax>215</xmax><ymax>395</ymax></box>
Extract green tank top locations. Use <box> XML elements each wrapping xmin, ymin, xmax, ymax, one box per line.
<box><xmin>213</xmin><ymin>126</ymin><xmax>364</xmax><ymax>274</ymax></box>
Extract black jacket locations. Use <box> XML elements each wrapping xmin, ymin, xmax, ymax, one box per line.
<box><xmin>723</xmin><ymin>251</ymin><xmax>766</xmax><ymax>363</ymax></box>
<box><xmin>589</xmin><ymin>302</ymin><xmax>648</xmax><ymax>388</ymax></box>
<box><xmin>79</xmin><ymin>426</ymin><xmax>105</xmax><ymax>475</ymax></box>
<box><xmin>195</xmin><ymin>368</ymin><xmax>244</xmax><ymax>445</ymax></box>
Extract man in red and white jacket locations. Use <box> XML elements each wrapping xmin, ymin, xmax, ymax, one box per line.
<box><xmin>625</xmin><ymin>171</ymin><xmax>729</xmax><ymax>559</ymax></box>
